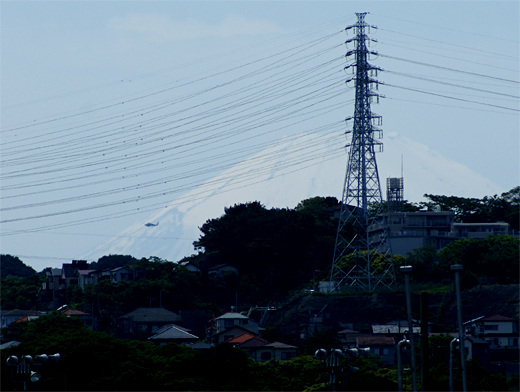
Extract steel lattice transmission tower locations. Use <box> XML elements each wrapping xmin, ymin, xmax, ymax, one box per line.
<box><xmin>328</xmin><ymin>13</ymin><xmax>396</xmax><ymax>292</ymax></box>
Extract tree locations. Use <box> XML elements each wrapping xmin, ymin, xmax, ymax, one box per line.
<box><xmin>0</xmin><ymin>274</ymin><xmax>44</xmax><ymax>310</ymax></box>
<box><xmin>89</xmin><ymin>254</ymin><xmax>138</xmax><ymax>270</ymax></box>
<box><xmin>438</xmin><ymin>235</ymin><xmax>519</xmax><ymax>286</ymax></box>
<box><xmin>421</xmin><ymin>186</ymin><xmax>520</xmax><ymax>230</ymax></box>
<box><xmin>194</xmin><ymin>201</ymin><xmax>338</xmax><ymax>304</ymax></box>
<box><xmin>0</xmin><ymin>254</ymin><xmax>36</xmax><ymax>279</ymax></box>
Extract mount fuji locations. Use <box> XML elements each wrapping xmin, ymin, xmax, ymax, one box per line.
<box><xmin>83</xmin><ymin>132</ymin><xmax>503</xmax><ymax>263</ymax></box>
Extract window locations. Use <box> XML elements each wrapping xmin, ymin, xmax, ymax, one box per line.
<box><xmin>509</xmin><ymin>338</ymin><xmax>518</xmax><ymax>347</ymax></box>
<box><xmin>240</xmin><ymin>319</ymin><xmax>248</xmax><ymax>325</ymax></box>
<box><xmin>261</xmin><ymin>352</ymin><xmax>271</xmax><ymax>361</ymax></box>
<box><xmin>485</xmin><ymin>325</ymin><xmax>498</xmax><ymax>331</ymax></box>
<box><xmin>373</xmin><ymin>348</ymin><xmax>379</xmax><ymax>354</ymax></box>
<box><xmin>224</xmin><ymin>319</ymin><xmax>234</xmax><ymax>328</ymax></box>
<box><xmin>382</xmin><ymin>348</ymin><xmax>389</xmax><ymax>355</ymax></box>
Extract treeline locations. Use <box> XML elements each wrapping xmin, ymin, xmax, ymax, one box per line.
<box><xmin>1</xmin><ymin>188</ymin><xmax>519</xmax><ymax>314</ymax></box>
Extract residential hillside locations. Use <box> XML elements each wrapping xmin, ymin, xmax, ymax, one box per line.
<box><xmin>266</xmin><ymin>284</ymin><xmax>519</xmax><ymax>337</ymax></box>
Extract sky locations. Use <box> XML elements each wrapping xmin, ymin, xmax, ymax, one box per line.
<box><xmin>1</xmin><ymin>1</ymin><xmax>519</xmax><ymax>272</ymax></box>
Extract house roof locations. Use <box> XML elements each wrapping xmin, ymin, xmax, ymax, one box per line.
<box><xmin>149</xmin><ymin>324</ymin><xmax>198</xmax><ymax>341</ymax></box>
<box><xmin>357</xmin><ymin>336</ymin><xmax>395</xmax><ymax>346</ymax></box>
<box><xmin>265</xmin><ymin>342</ymin><xmax>298</xmax><ymax>349</ymax></box>
<box><xmin>0</xmin><ymin>341</ymin><xmax>21</xmax><ymax>350</ymax></box>
<box><xmin>481</xmin><ymin>315</ymin><xmax>515</xmax><ymax>322</ymax></box>
<box><xmin>337</xmin><ymin>328</ymin><xmax>360</xmax><ymax>334</ymax></box>
<box><xmin>182</xmin><ymin>342</ymin><xmax>214</xmax><ymax>350</ymax></box>
<box><xmin>225</xmin><ymin>332</ymin><xmax>257</xmax><ymax>344</ymax></box>
<box><xmin>237</xmin><ymin>336</ymin><xmax>269</xmax><ymax>348</ymax></box>
<box><xmin>77</xmin><ymin>269</ymin><xmax>96</xmax><ymax>276</ymax></box>
<box><xmin>122</xmin><ymin>307</ymin><xmax>181</xmax><ymax>323</ymax></box>
<box><xmin>46</xmin><ymin>268</ymin><xmax>61</xmax><ymax>277</ymax></box>
<box><xmin>62</xmin><ymin>308</ymin><xmax>87</xmax><ymax>316</ymax></box>
<box><xmin>214</xmin><ymin>325</ymin><xmax>258</xmax><ymax>337</ymax></box>
<box><xmin>208</xmin><ymin>264</ymin><xmax>237</xmax><ymax>271</ymax></box>
<box><xmin>216</xmin><ymin>312</ymin><xmax>250</xmax><ymax>320</ymax></box>
<box><xmin>61</xmin><ymin>263</ymin><xmax>77</xmax><ymax>277</ymax></box>
<box><xmin>1</xmin><ymin>309</ymin><xmax>46</xmax><ymax>317</ymax></box>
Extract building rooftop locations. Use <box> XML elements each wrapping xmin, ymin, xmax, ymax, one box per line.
<box><xmin>481</xmin><ymin>315</ymin><xmax>515</xmax><ymax>322</ymax></box>
<box><xmin>357</xmin><ymin>336</ymin><xmax>396</xmax><ymax>346</ymax></box>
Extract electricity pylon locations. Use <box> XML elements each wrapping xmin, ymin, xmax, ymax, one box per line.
<box><xmin>328</xmin><ymin>13</ymin><xmax>396</xmax><ymax>292</ymax></box>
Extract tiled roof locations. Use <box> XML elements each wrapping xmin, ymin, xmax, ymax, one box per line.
<box><xmin>214</xmin><ymin>325</ymin><xmax>258</xmax><ymax>337</ymax></box>
<box><xmin>226</xmin><ymin>332</ymin><xmax>256</xmax><ymax>344</ymax></box>
<box><xmin>481</xmin><ymin>315</ymin><xmax>515</xmax><ymax>322</ymax></box>
<box><xmin>122</xmin><ymin>307</ymin><xmax>181</xmax><ymax>323</ymax></box>
<box><xmin>62</xmin><ymin>308</ymin><xmax>87</xmax><ymax>316</ymax></box>
<box><xmin>237</xmin><ymin>336</ymin><xmax>269</xmax><ymax>348</ymax></box>
<box><xmin>149</xmin><ymin>324</ymin><xmax>198</xmax><ymax>341</ymax></box>
<box><xmin>357</xmin><ymin>336</ymin><xmax>395</xmax><ymax>346</ymax></box>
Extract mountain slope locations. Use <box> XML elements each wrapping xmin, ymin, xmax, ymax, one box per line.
<box><xmin>84</xmin><ymin>132</ymin><xmax>503</xmax><ymax>262</ymax></box>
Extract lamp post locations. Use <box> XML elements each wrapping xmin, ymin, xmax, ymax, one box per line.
<box><xmin>6</xmin><ymin>353</ymin><xmax>60</xmax><ymax>391</ymax></box>
<box><xmin>451</xmin><ymin>264</ymin><xmax>467</xmax><ymax>392</ymax></box>
<box><xmin>400</xmin><ymin>265</ymin><xmax>417</xmax><ymax>392</ymax></box>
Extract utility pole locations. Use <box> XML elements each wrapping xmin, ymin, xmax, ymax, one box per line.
<box><xmin>329</xmin><ymin>12</ymin><xmax>396</xmax><ymax>292</ymax></box>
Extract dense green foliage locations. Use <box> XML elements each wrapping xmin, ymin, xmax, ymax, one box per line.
<box><xmin>89</xmin><ymin>254</ymin><xmax>139</xmax><ymax>270</ymax></box>
<box><xmin>194</xmin><ymin>199</ymin><xmax>340</xmax><ymax>304</ymax></box>
<box><xmin>421</xmin><ymin>186</ymin><xmax>520</xmax><ymax>230</ymax></box>
<box><xmin>1</xmin><ymin>274</ymin><xmax>44</xmax><ymax>310</ymax></box>
<box><xmin>0</xmin><ymin>254</ymin><xmax>37</xmax><ymax>279</ymax></box>
<box><xmin>0</xmin><ymin>313</ymin><xmax>323</xmax><ymax>391</ymax></box>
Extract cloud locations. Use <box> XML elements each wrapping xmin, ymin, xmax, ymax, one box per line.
<box><xmin>107</xmin><ymin>13</ymin><xmax>284</xmax><ymax>43</ymax></box>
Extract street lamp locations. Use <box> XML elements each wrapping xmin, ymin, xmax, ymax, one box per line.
<box><xmin>6</xmin><ymin>353</ymin><xmax>60</xmax><ymax>391</ymax></box>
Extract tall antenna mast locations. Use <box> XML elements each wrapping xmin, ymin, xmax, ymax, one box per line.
<box><xmin>329</xmin><ymin>13</ymin><xmax>396</xmax><ymax>292</ymax></box>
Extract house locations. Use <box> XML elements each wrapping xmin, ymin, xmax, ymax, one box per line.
<box><xmin>62</xmin><ymin>260</ymin><xmax>89</xmax><ymax>287</ymax></box>
<box><xmin>256</xmin><ymin>342</ymin><xmax>298</xmax><ymax>362</ymax></box>
<box><xmin>1</xmin><ymin>309</ymin><xmax>47</xmax><ymax>329</ymax></box>
<box><xmin>372</xmin><ymin>320</ymin><xmax>421</xmax><ymax>336</ymax></box>
<box><xmin>76</xmin><ymin>269</ymin><xmax>97</xmax><ymax>290</ymax></box>
<box><xmin>108</xmin><ymin>266</ymin><xmax>134</xmax><ymax>284</ymax></box>
<box><xmin>120</xmin><ymin>307</ymin><xmax>182</xmax><ymax>335</ymax></box>
<box><xmin>225</xmin><ymin>332</ymin><xmax>257</xmax><ymax>346</ymax></box>
<box><xmin>207</xmin><ymin>264</ymin><xmax>238</xmax><ymax>278</ymax></box>
<box><xmin>177</xmin><ymin>261</ymin><xmax>201</xmax><ymax>274</ymax></box>
<box><xmin>464</xmin><ymin>336</ymin><xmax>491</xmax><ymax>364</ymax></box>
<box><xmin>60</xmin><ymin>307</ymin><xmax>92</xmax><ymax>326</ymax></box>
<box><xmin>148</xmin><ymin>324</ymin><xmax>199</xmax><ymax>346</ymax></box>
<box><xmin>212</xmin><ymin>325</ymin><xmax>258</xmax><ymax>344</ymax></box>
<box><xmin>228</xmin><ymin>334</ymin><xmax>298</xmax><ymax>362</ymax></box>
<box><xmin>337</xmin><ymin>328</ymin><xmax>372</xmax><ymax>349</ymax></box>
<box><xmin>475</xmin><ymin>315</ymin><xmax>519</xmax><ymax>349</ymax></box>
<box><xmin>207</xmin><ymin>312</ymin><xmax>259</xmax><ymax>340</ymax></box>
<box><xmin>38</xmin><ymin>268</ymin><xmax>65</xmax><ymax>304</ymax></box>
<box><xmin>38</xmin><ymin>260</ymin><xmax>90</xmax><ymax>305</ymax></box>
<box><xmin>356</xmin><ymin>336</ymin><xmax>396</xmax><ymax>366</ymax></box>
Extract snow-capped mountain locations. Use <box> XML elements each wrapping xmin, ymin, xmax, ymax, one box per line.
<box><xmin>84</xmin><ymin>132</ymin><xmax>503</xmax><ymax>263</ymax></box>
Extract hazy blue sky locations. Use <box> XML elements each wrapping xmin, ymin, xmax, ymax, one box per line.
<box><xmin>1</xmin><ymin>1</ymin><xmax>518</xmax><ymax>271</ymax></box>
